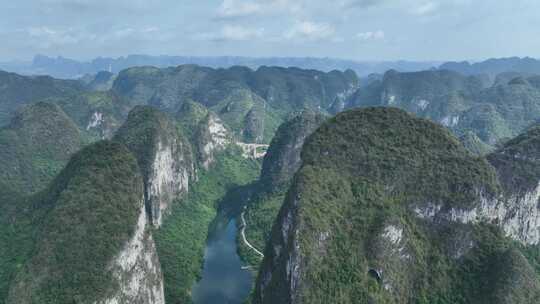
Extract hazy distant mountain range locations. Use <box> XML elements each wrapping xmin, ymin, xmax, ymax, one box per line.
<box><xmin>0</xmin><ymin>54</ymin><xmax>439</xmax><ymax>79</ymax></box>
<box><xmin>3</xmin><ymin>54</ymin><xmax>540</xmax><ymax>81</ymax></box>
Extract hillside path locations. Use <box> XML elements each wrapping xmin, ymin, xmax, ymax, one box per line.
<box><xmin>240</xmin><ymin>208</ymin><xmax>264</xmax><ymax>258</ymax></box>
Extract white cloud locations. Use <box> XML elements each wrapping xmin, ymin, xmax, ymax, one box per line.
<box><xmin>284</xmin><ymin>21</ymin><xmax>335</xmax><ymax>41</ymax></box>
<box><xmin>39</xmin><ymin>0</ymin><xmax>163</xmax><ymax>12</ymax></box>
<box><xmin>341</xmin><ymin>0</ymin><xmax>386</xmax><ymax>9</ymax></box>
<box><xmin>26</xmin><ymin>26</ymin><xmax>91</xmax><ymax>48</ymax></box>
<box><xmin>24</xmin><ymin>25</ymin><xmax>174</xmax><ymax>50</ymax></box>
<box><xmin>411</xmin><ymin>1</ymin><xmax>439</xmax><ymax>15</ymax></box>
<box><xmin>218</xmin><ymin>0</ymin><xmax>262</xmax><ymax>18</ymax></box>
<box><xmin>107</xmin><ymin>26</ymin><xmax>175</xmax><ymax>43</ymax></box>
<box><xmin>356</xmin><ymin>30</ymin><xmax>385</xmax><ymax>41</ymax></box>
<box><xmin>216</xmin><ymin>0</ymin><xmax>301</xmax><ymax>18</ymax></box>
<box><xmin>196</xmin><ymin>25</ymin><xmax>265</xmax><ymax>41</ymax></box>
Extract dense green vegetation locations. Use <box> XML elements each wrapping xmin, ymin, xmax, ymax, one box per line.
<box><xmin>459</xmin><ymin>131</ymin><xmax>495</xmax><ymax>156</ymax></box>
<box><xmin>7</xmin><ymin>141</ymin><xmax>143</xmax><ymax>304</ymax></box>
<box><xmin>112</xmin><ymin>65</ymin><xmax>358</xmax><ymax>143</ymax></box>
<box><xmin>154</xmin><ymin>148</ymin><xmax>260</xmax><ymax>304</ymax></box>
<box><xmin>302</xmin><ymin>107</ymin><xmax>499</xmax><ymax>208</ymax></box>
<box><xmin>488</xmin><ymin>124</ymin><xmax>540</xmax><ymax>193</ymax></box>
<box><xmin>0</xmin><ymin>188</ymin><xmax>32</xmax><ymax>304</ymax></box>
<box><xmin>239</xmin><ymin>190</ymin><xmax>285</xmax><ymax>268</ymax></box>
<box><xmin>0</xmin><ymin>70</ymin><xmax>84</xmax><ymax>125</ymax></box>
<box><xmin>46</xmin><ymin>90</ymin><xmax>128</xmax><ymax>140</ymax></box>
<box><xmin>255</xmin><ymin>108</ymin><xmax>539</xmax><ymax>304</ymax></box>
<box><xmin>346</xmin><ymin>69</ymin><xmax>540</xmax><ymax>149</ymax></box>
<box><xmin>176</xmin><ymin>100</ymin><xmax>211</xmax><ymax>140</ymax></box>
<box><xmin>0</xmin><ymin>102</ymin><xmax>83</xmax><ymax>194</ymax></box>
<box><xmin>3</xmin><ymin>62</ymin><xmax>540</xmax><ymax>304</ymax></box>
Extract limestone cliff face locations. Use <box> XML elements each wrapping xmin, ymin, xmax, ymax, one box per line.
<box><xmin>412</xmin><ymin>185</ymin><xmax>540</xmax><ymax>245</ymax></box>
<box><xmin>96</xmin><ymin>203</ymin><xmax>165</xmax><ymax>304</ymax></box>
<box><xmin>85</xmin><ymin>110</ymin><xmax>118</xmax><ymax>139</ymax></box>
<box><xmin>146</xmin><ymin>137</ymin><xmax>192</xmax><ymax>226</ymax></box>
<box><xmin>196</xmin><ymin>113</ymin><xmax>231</xmax><ymax>169</ymax></box>
<box><xmin>114</xmin><ymin>106</ymin><xmax>195</xmax><ymax>227</ymax></box>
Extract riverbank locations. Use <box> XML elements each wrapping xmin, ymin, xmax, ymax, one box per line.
<box><xmin>154</xmin><ymin>150</ymin><xmax>260</xmax><ymax>303</ymax></box>
<box><xmin>192</xmin><ymin>219</ymin><xmax>253</xmax><ymax>304</ymax></box>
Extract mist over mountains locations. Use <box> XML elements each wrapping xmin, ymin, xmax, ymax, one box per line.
<box><xmin>1</xmin><ymin>54</ymin><xmax>439</xmax><ymax>79</ymax></box>
<box><xmin>4</xmin><ymin>55</ymin><xmax>540</xmax><ymax>84</ymax></box>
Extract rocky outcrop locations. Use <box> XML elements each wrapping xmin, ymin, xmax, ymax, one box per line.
<box><xmin>114</xmin><ymin>106</ymin><xmax>195</xmax><ymax>227</ymax></box>
<box><xmin>146</xmin><ymin>137</ymin><xmax>192</xmax><ymax>226</ymax></box>
<box><xmin>96</xmin><ymin>203</ymin><xmax>165</xmax><ymax>304</ymax></box>
<box><xmin>85</xmin><ymin>110</ymin><xmax>119</xmax><ymax>139</ymax></box>
<box><xmin>196</xmin><ymin>113</ymin><xmax>231</xmax><ymax>169</ymax></box>
<box><xmin>412</xmin><ymin>185</ymin><xmax>540</xmax><ymax>245</ymax></box>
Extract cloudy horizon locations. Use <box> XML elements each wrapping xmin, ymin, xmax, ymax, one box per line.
<box><xmin>1</xmin><ymin>0</ymin><xmax>539</xmax><ymax>62</ymax></box>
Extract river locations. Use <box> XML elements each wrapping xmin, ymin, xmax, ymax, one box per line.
<box><xmin>192</xmin><ymin>219</ymin><xmax>253</xmax><ymax>304</ymax></box>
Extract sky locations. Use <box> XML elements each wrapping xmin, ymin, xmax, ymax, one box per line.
<box><xmin>1</xmin><ymin>0</ymin><xmax>539</xmax><ymax>62</ymax></box>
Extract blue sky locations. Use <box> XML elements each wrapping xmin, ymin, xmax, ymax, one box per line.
<box><xmin>1</xmin><ymin>0</ymin><xmax>539</xmax><ymax>61</ymax></box>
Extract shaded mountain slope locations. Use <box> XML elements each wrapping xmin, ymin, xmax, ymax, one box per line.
<box><xmin>239</xmin><ymin>111</ymin><xmax>327</xmax><ymax>268</ymax></box>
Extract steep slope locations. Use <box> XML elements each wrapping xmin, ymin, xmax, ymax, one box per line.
<box><xmin>347</xmin><ymin>69</ymin><xmax>483</xmax><ymax>120</ymax></box>
<box><xmin>195</xmin><ymin>112</ymin><xmax>232</xmax><ymax>169</ymax></box>
<box><xmin>488</xmin><ymin>124</ymin><xmax>540</xmax><ymax>193</ymax></box>
<box><xmin>114</xmin><ymin>106</ymin><xmax>195</xmax><ymax>227</ymax></box>
<box><xmin>0</xmin><ymin>102</ymin><xmax>83</xmax><ymax>194</ymax></box>
<box><xmin>0</xmin><ymin>188</ymin><xmax>31</xmax><ymax>303</ymax></box>
<box><xmin>259</xmin><ymin>111</ymin><xmax>328</xmax><ymax>191</ymax></box>
<box><xmin>239</xmin><ymin>111</ymin><xmax>327</xmax><ymax>267</ymax></box>
<box><xmin>49</xmin><ymin>90</ymin><xmax>129</xmax><ymax>139</ymax></box>
<box><xmin>459</xmin><ymin>131</ymin><xmax>494</xmax><ymax>156</ymax></box>
<box><xmin>254</xmin><ymin>107</ymin><xmax>540</xmax><ymax>304</ymax></box>
<box><xmin>0</xmin><ymin>70</ymin><xmax>84</xmax><ymax>125</ymax></box>
<box><xmin>155</xmin><ymin>149</ymin><xmax>260</xmax><ymax>303</ymax></box>
<box><xmin>347</xmin><ymin>69</ymin><xmax>540</xmax><ymax>148</ymax></box>
<box><xmin>466</xmin><ymin>81</ymin><xmax>540</xmax><ymax>145</ymax></box>
<box><xmin>112</xmin><ymin>65</ymin><xmax>358</xmax><ymax>143</ymax></box>
<box><xmin>83</xmin><ymin>71</ymin><xmax>117</xmax><ymax>92</ymax></box>
<box><xmin>7</xmin><ymin>141</ymin><xmax>164</xmax><ymax>304</ymax></box>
